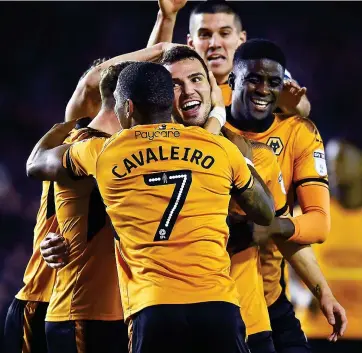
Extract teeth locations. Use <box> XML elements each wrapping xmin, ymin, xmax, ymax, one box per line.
<box><xmin>252</xmin><ymin>99</ymin><xmax>268</xmax><ymax>106</ymax></box>
<box><xmin>182</xmin><ymin>101</ymin><xmax>200</xmax><ymax>109</ymax></box>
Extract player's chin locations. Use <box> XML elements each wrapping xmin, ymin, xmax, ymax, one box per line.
<box><xmin>249</xmin><ymin>109</ymin><xmax>270</xmax><ymax>121</ymax></box>
<box><xmin>248</xmin><ymin>105</ymin><xmax>272</xmax><ymax>121</ymax></box>
<box><xmin>208</xmin><ymin>64</ymin><xmax>231</xmax><ymax>78</ymax></box>
<box><xmin>183</xmin><ymin>116</ymin><xmax>206</xmax><ymax>127</ymax></box>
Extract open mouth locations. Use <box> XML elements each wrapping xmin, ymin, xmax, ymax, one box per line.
<box><xmin>181</xmin><ymin>100</ymin><xmax>201</xmax><ymax>118</ymax></box>
<box><xmin>207</xmin><ymin>54</ymin><xmax>226</xmax><ymax>65</ymax></box>
<box><xmin>250</xmin><ymin>98</ymin><xmax>271</xmax><ymax>112</ymax></box>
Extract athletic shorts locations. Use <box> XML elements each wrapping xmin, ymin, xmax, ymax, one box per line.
<box><xmin>268</xmin><ymin>293</ymin><xmax>311</xmax><ymax>353</ymax></box>
<box><xmin>3</xmin><ymin>298</ymin><xmax>48</xmax><ymax>353</ymax></box>
<box><xmin>45</xmin><ymin>319</ymin><xmax>128</xmax><ymax>353</ymax></box>
<box><xmin>129</xmin><ymin>301</ymin><xmax>250</xmax><ymax>353</ymax></box>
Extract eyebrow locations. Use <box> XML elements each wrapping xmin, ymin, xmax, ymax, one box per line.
<box><xmin>198</xmin><ymin>26</ymin><xmax>233</xmax><ymax>32</ymax></box>
<box><xmin>246</xmin><ymin>73</ymin><xmax>282</xmax><ymax>80</ymax></box>
<box><xmin>172</xmin><ymin>72</ymin><xmax>206</xmax><ymax>84</ymax></box>
<box><xmin>188</xmin><ymin>72</ymin><xmax>206</xmax><ymax>79</ymax></box>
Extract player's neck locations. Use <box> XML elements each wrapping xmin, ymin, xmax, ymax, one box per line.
<box><xmin>227</xmin><ymin>113</ymin><xmax>275</xmax><ymax>133</ymax></box>
<box><xmin>215</xmin><ymin>74</ymin><xmax>229</xmax><ymax>86</ymax></box>
<box><xmin>88</xmin><ymin>108</ymin><xmax>121</xmax><ymax>135</ymax></box>
<box><xmin>336</xmin><ymin>184</ymin><xmax>362</xmax><ymax>210</ymax></box>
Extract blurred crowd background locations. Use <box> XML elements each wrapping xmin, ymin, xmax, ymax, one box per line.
<box><xmin>0</xmin><ymin>1</ymin><xmax>361</xmax><ymax>352</ymax></box>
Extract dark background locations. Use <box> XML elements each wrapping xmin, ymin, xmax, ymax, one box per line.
<box><xmin>0</xmin><ymin>2</ymin><xmax>361</xmax><ymax>352</ymax></box>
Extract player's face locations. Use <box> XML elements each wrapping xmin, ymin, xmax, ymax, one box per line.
<box><xmin>188</xmin><ymin>13</ymin><xmax>245</xmax><ymax>84</ymax></box>
<box><xmin>231</xmin><ymin>59</ymin><xmax>284</xmax><ymax>121</ymax></box>
<box><xmin>164</xmin><ymin>58</ymin><xmax>212</xmax><ymax>127</ymax></box>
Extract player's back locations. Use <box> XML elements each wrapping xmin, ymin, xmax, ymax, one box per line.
<box><xmin>46</xmin><ymin>127</ymin><xmax>123</xmax><ymax>322</ymax></box>
<box><xmin>94</xmin><ymin>123</ymin><xmax>252</xmax><ymax>319</ymax></box>
<box><xmin>16</xmin><ymin>180</ymin><xmax>58</xmax><ymax>302</ymax></box>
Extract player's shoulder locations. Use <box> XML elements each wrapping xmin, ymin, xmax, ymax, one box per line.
<box><xmin>276</xmin><ymin>115</ymin><xmax>323</xmax><ymax>143</ymax></box>
<box><xmin>190</xmin><ymin>126</ymin><xmax>241</xmax><ymax>160</ymax></box>
<box><xmin>251</xmin><ymin>141</ymin><xmax>278</xmax><ymax>169</ymax></box>
<box><xmin>65</xmin><ymin>126</ymin><xmax>111</xmax><ymax>144</ymax></box>
<box><xmin>277</xmin><ymin>115</ymin><xmax>320</xmax><ymax>134</ymax></box>
<box><xmin>251</xmin><ymin>141</ymin><xmax>275</xmax><ymax>158</ymax></box>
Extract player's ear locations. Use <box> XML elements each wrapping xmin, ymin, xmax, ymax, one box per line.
<box><xmin>122</xmin><ymin>99</ymin><xmax>133</xmax><ymax>128</ymax></box>
<box><xmin>187</xmin><ymin>34</ymin><xmax>194</xmax><ymax>48</ymax></box>
<box><xmin>228</xmin><ymin>72</ymin><xmax>235</xmax><ymax>90</ymax></box>
<box><xmin>238</xmin><ymin>30</ymin><xmax>247</xmax><ymax>46</ymax></box>
<box><xmin>125</xmin><ymin>99</ymin><xmax>134</xmax><ymax>119</ymax></box>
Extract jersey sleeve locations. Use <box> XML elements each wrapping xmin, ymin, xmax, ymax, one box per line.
<box><xmin>293</xmin><ymin>119</ymin><xmax>328</xmax><ymax>188</ymax></box>
<box><xmin>62</xmin><ymin>137</ymin><xmax>107</xmax><ymax>178</ymax></box>
<box><xmin>226</xmin><ymin>140</ymin><xmax>253</xmax><ymax>193</ymax></box>
<box><xmin>290</xmin><ymin>119</ymin><xmax>330</xmax><ymax>244</ymax></box>
<box><xmin>288</xmin><ymin>184</ymin><xmax>331</xmax><ymax>244</ymax></box>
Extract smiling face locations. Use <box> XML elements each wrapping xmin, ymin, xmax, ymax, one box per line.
<box><xmin>164</xmin><ymin>58</ymin><xmax>212</xmax><ymax>127</ymax></box>
<box><xmin>231</xmin><ymin>59</ymin><xmax>284</xmax><ymax>121</ymax></box>
<box><xmin>188</xmin><ymin>12</ymin><xmax>245</xmax><ymax>84</ymax></box>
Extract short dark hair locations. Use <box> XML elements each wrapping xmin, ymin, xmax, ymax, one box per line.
<box><xmin>115</xmin><ymin>62</ymin><xmax>174</xmax><ymax>119</ymax></box>
<box><xmin>233</xmin><ymin>39</ymin><xmax>286</xmax><ymax>69</ymax></box>
<box><xmin>100</xmin><ymin>61</ymin><xmax>135</xmax><ymax>109</ymax></box>
<box><xmin>79</xmin><ymin>57</ymin><xmax>108</xmax><ymax>81</ymax></box>
<box><xmin>160</xmin><ymin>46</ymin><xmax>210</xmax><ymax>81</ymax></box>
<box><xmin>190</xmin><ymin>0</ymin><xmax>243</xmax><ymax>33</ymax></box>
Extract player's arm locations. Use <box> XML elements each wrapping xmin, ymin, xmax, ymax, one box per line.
<box><xmin>256</xmin><ymin>189</ymin><xmax>329</xmax><ymax>244</ymax></box>
<box><xmin>239</xmin><ymin>165</ymin><xmax>275</xmax><ymax>226</ymax></box>
<box><xmin>228</xmin><ymin>141</ymin><xmax>275</xmax><ymax>226</ymax></box>
<box><xmin>273</xmin><ymin>237</ymin><xmax>348</xmax><ymax>342</ymax></box>
<box><xmin>65</xmin><ymin>43</ymin><xmax>167</xmax><ymax>121</ymax></box>
<box><xmin>27</xmin><ymin>121</ymin><xmax>103</xmax><ymax>182</ymax></box>
<box><xmin>277</xmin><ymin>78</ymin><xmax>311</xmax><ymax>118</ymax></box>
<box><xmin>252</xmin><ymin>151</ymin><xmax>293</xmax><ymax>244</ymax></box>
<box><xmin>26</xmin><ymin>121</ymin><xmax>77</xmax><ymax>182</ymax></box>
<box><xmin>147</xmin><ymin>0</ymin><xmax>187</xmax><ymax>47</ymax></box>
<box><xmin>287</xmin><ymin>121</ymin><xmax>330</xmax><ymax>244</ymax></box>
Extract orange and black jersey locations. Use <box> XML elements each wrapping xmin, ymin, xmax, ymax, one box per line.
<box><xmin>225</xmin><ymin>109</ymin><xmax>329</xmax><ymax>306</ymax></box>
<box><xmin>62</xmin><ymin>123</ymin><xmax>253</xmax><ymax>320</ymax></box>
<box><xmin>226</xmin><ymin>140</ymin><xmax>287</xmax><ymax>335</ymax></box>
<box><xmin>227</xmin><ymin>141</ymin><xmax>288</xmax><ymax>254</ymax></box>
<box><xmin>46</xmin><ymin>125</ymin><xmax>123</xmax><ymax>322</ymax></box>
<box><xmin>16</xmin><ymin>181</ymin><xmax>58</xmax><ymax>302</ymax></box>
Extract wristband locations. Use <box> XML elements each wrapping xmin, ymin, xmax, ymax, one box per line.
<box><xmin>208</xmin><ymin>106</ymin><xmax>226</xmax><ymax>127</ymax></box>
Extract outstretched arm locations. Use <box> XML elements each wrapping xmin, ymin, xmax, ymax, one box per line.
<box><xmin>274</xmin><ymin>238</ymin><xmax>348</xmax><ymax>342</ymax></box>
<box><xmin>147</xmin><ymin>0</ymin><xmax>187</xmax><ymax>47</ymax></box>
<box><xmin>65</xmin><ymin>43</ymin><xmax>166</xmax><ymax>121</ymax></box>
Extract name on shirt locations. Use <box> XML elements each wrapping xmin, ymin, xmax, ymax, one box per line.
<box><xmin>112</xmin><ymin>146</ymin><xmax>215</xmax><ymax>179</ymax></box>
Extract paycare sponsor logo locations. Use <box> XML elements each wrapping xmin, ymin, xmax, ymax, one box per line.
<box><xmin>134</xmin><ymin>128</ymin><xmax>180</xmax><ymax>141</ymax></box>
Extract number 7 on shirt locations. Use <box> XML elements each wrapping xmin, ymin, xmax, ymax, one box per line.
<box><xmin>144</xmin><ymin>170</ymin><xmax>192</xmax><ymax>241</ymax></box>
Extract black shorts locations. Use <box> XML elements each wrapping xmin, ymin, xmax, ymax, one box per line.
<box><xmin>3</xmin><ymin>297</ymin><xmax>48</xmax><ymax>353</ymax></box>
<box><xmin>247</xmin><ymin>331</ymin><xmax>276</xmax><ymax>353</ymax></box>
<box><xmin>129</xmin><ymin>301</ymin><xmax>250</xmax><ymax>353</ymax></box>
<box><xmin>268</xmin><ymin>293</ymin><xmax>311</xmax><ymax>353</ymax></box>
<box><xmin>45</xmin><ymin>319</ymin><xmax>128</xmax><ymax>353</ymax></box>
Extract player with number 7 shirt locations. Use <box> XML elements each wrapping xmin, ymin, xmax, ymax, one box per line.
<box><xmin>27</xmin><ymin>61</ymin><xmax>275</xmax><ymax>353</ymax></box>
